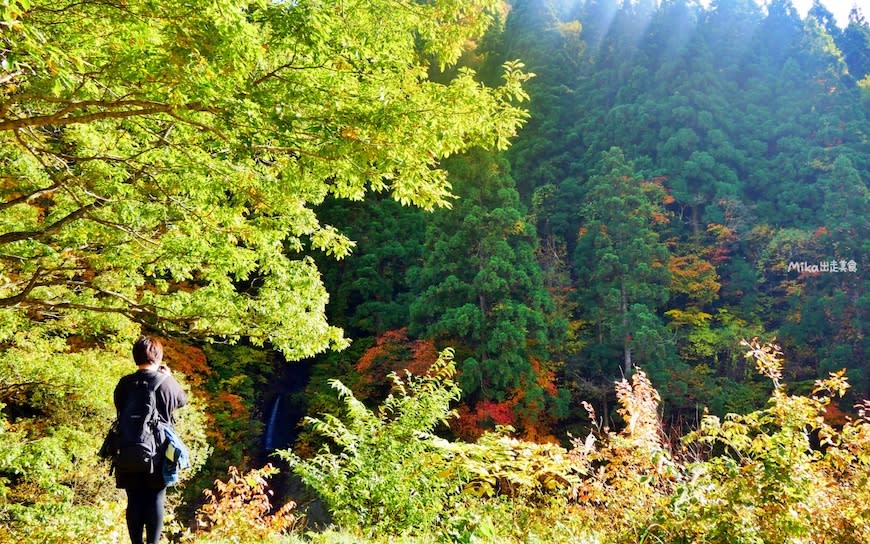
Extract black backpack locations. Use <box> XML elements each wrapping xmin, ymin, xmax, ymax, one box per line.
<box><xmin>110</xmin><ymin>372</ymin><xmax>169</xmax><ymax>474</ymax></box>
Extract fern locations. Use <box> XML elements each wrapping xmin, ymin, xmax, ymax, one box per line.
<box><xmin>278</xmin><ymin>348</ymin><xmax>464</xmax><ymax>535</ymax></box>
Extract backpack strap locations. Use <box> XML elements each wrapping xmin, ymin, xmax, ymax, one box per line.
<box><xmin>112</xmin><ymin>372</ymin><xmax>170</xmax><ymax>419</ymax></box>
<box><xmin>149</xmin><ymin>372</ymin><xmax>169</xmax><ymax>393</ymax></box>
<box><xmin>147</xmin><ymin>372</ymin><xmax>170</xmax><ymax>424</ymax></box>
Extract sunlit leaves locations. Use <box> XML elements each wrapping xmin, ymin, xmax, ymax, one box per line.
<box><xmin>1</xmin><ymin>0</ymin><xmax>529</xmax><ymax>359</ymax></box>
<box><xmin>279</xmin><ymin>349</ymin><xmax>463</xmax><ymax>534</ymax></box>
<box><xmin>670</xmin><ymin>340</ymin><xmax>870</xmax><ymax>543</ymax></box>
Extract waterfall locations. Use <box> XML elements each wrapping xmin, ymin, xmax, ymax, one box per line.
<box><xmin>260</xmin><ymin>357</ymin><xmax>310</xmax><ymax>458</ymax></box>
<box><xmin>263</xmin><ymin>395</ymin><xmax>281</xmax><ymax>452</ymax></box>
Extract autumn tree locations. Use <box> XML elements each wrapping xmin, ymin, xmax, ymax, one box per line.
<box><xmin>0</xmin><ymin>0</ymin><xmax>530</xmax><ymax>357</ymax></box>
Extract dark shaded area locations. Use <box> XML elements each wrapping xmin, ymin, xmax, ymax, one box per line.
<box><xmin>257</xmin><ymin>356</ymin><xmax>330</xmax><ymax>529</ymax></box>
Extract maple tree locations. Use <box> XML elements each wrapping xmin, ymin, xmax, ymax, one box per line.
<box><xmin>0</xmin><ymin>0</ymin><xmax>530</xmax><ymax>358</ymax></box>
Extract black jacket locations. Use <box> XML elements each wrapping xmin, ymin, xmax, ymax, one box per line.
<box><xmin>112</xmin><ymin>368</ymin><xmax>187</xmax><ymax>488</ymax></box>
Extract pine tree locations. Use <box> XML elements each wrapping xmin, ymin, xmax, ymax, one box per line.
<box><xmin>409</xmin><ymin>149</ymin><xmax>559</xmax><ymax>427</ymax></box>
<box><xmin>573</xmin><ymin>148</ymin><xmax>671</xmax><ymax>376</ymax></box>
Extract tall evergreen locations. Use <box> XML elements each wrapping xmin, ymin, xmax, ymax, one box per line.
<box><xmin>573</xmin><ymin>148</ymin><xmax>671</xmax><ymax>376</ymax></box>
<box><xmin>409</xmin><ymin>149</ymin><xmax>560</xmax><ymax>424</ymax></box>
<box><xmin>314</xmin><ymin>197</ymin><xmax>426</xmax><ymax>337</ymax></box>
<box><xmin>838</xmin><ymin>7</ymin><xmax>870</xmax><ymax>80</ymax></box>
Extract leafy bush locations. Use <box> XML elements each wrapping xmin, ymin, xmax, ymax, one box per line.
<box><xmin>652</xmin><ymin>339</ymin><xmax>870</xmax><ymax>544</ymax></box>
<box><xmin>0</xmin><ymin>325</ymin><xmax>136</xmax><ymax>544</ymax></box>
<box><xmin>182</xmin><ymin>464</ymin><xmax>297</xmax><ymax>544</ymax></box>
<box><xmin>279</xmin><ymin>348</ymin><xmax>465</xmax><ymax>535</ymax></box>
<box><xmin>567</xmin><ymin>368</ymin><xmax>678</xmax><ymax>542</ymax></box>
<box><xmin>281</xmin><ymin>347</ymin><xmax>586</xmax><ymax>539</ymax></box>
<box><xmin>432</xmin><ymin>428</ymin><xmax>582</xmax><ymax>500</ymax></box>
<box><xmin>0</xmin><ymin>501</ymin><xmax>126</xmax><ymax>544</ymax></box>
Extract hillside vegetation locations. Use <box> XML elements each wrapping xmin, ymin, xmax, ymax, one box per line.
<box><xmin>1</xmin><ymin>0</ymin><xmax>869</xmax><ymax>542</ymax></box>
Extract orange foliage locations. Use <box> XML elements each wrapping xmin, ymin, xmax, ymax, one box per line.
<box><xmin>454</xmin><ymin>359</ymin><xmax>559</xmax><ymax>443</ymax></box>
<box><xmin>651</xmin><ymin>211</ymin><xmax>670</xmax><ymax>224</ymax></box>
<box><xmin>215</xmin><ymin>391</ymin><xmax>247</xmax><ymax>419</ymax></box>
<box><xmin>477</xmin><ymin>400</ymin><xmax>517</xmax><ymax>426</ymax></box>
<box><xmin>194</xmin><ymin>465</ymin><xmax>297</xmax><ymax>539</ymax></box>
<box><xmin>410</xmin><ymin>339</ymin><xmax>440</xmax><ymax>376</ymax></box>
<box><xmin>356</xmin><ymin>333</ymin><xmax>561</xmax><ymax>444</ymax></box>
<box><xmin>161</xmin><ymin>337</ymin><xmax>211</xmax><ymax>387</ymax></box>
<box><xmin>668</xmin><ymin>254</ymin><xmax>720</xmax><ymax>304</ymax></box>
<box><xmin>454</xmin><ymin>401</ymin><xmax>518</xmax><ymax>441</ymax></box>
<box><xmin>356</xmin><ymin>329</ymin><xmax>405</xmax><ymax>374</ymax></box>
<box><xmin>530</xmin><ymin>358</ymin><xmax>558</xmax><ymax>397</ymax></box>
<box><xmin>454</xmin><ymin>398</ymin><xmax>559</xmax><ymax>444</ymax></box>
<box><xmin>706</xmin><ymin>246</ymin><xmax>731</xmax><ymax>265</ymax></box>
<box><xmin>705</xmin><ymin>223</ymin><xmax>737</xmax><ymax>265</ymax></box>
<box><xmin>157</xmin><ymin>338</ymin><xmax>246</xmax><ymax>455</ymax></box>
<box><xmin>356</xmin><ymin>328</ymin><xmax>439</xmax><ymax>395</ymax></box>
<box><xmin>824</xmin><ymin>402</ymin><xmax>849</xmax><ymax>426</ymax></box>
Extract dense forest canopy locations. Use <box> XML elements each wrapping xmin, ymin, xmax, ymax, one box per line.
<box><xmin>2</xmin><ymin>0</ymin><xmax>870</xmax><ymax>542</ymax></box>
<box><xmin>315</xmin><ymin>0</ymin><xmax>869</xmax><ymax>436</ymax></box>
<box><xmin>493</xmin><ymin>0</ymin><xmax>869</xmax><ymax>418</ymax></box>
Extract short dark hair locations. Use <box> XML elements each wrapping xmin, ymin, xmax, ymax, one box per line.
<box><xmin>132</xmin><ymin>336</ymin><xmax>163</xmax><ymax>365</ymax></box>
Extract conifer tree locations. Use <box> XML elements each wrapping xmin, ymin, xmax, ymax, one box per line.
<box><xmin>314</xmin><ymin>197</ymin><xmax>425</xmax><ymax>337</ymax></box>
<box><xmin>409</xmin><ymin>149</ymin><xmax>559</xmax><ymax>425</ymax></box>
<box><xmin>837</xmin><ymin>7</ymin><xmax>870</xmax><ymax>80</ymax></box>
<box><xmin>573</xmin><ymin>148</ymin><xmax>671</xmax><ymax>376</ymax></box>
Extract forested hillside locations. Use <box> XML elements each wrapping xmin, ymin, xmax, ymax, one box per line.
<box><xmin>2</xmin><ymin>0</ymin><xmax>870</xmax><ymax>542</ymax></box>
<box><xmin>314</xmin><ymin>0</ymin><xmax>870</xmax><ymax>438</ymax></box>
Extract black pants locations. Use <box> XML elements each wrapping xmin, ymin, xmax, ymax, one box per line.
<box><xmin>124</xmin><ymin>486</ymin><xmax>166</xmax><ymax>544</ymax></box>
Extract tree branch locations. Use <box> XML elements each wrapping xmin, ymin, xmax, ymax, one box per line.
<box><xmin>84</xmin><ymin>216</ymin><xmax>160</xmax><ymax>246</ymax></box>
<box><xmin>0</xmin><ymin>201</ymin><xmax>102</xmax><ymax>245</ymax></box>
<box><xmin>0</xmin><ymin>106</ymin><xmax>173</xmax><ymax>131</ymax></box>
<box><xmin>20</xmin><ymin>297</ymin><xmax>199</xmax><ymax>334</ymax></box>
<box><xmin>0</xmin><ymin>381</ymin><xmax>59</xmax><ymax>399</ymax></box>
<box><xmin>0</xmin><ymin>101</ymin><xmax>216</xmax><ymax>131</ymax></box>
<box><xmin>0</xmin><ymin>181</ymin><xmax>64</xmax><ymax>212</ymax></box>
<box><xmin>0</xmin><ymin>267</ymin><xmax>43</xmax><ymax>307</ymax></box>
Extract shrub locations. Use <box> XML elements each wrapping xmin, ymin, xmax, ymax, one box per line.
<box><xmin>432</xmin><ymin>428</ymin><xmax>582</xmax><ymax>500</ymax></box>
<box><xmin>653</xmin><ymin>339</ymin><xmax>870</xmax><ymax>543</ymax></box>
<box><xmin>183</xmin><ymin>464</ymin><xmax>297</xmax><ymax>544</ymax></box>
<box><xmin>279</xmin><ymin>348</ymin><xmax>465</xmax><ymax>535</ymax></box>
<box><xmin>567</xmin><ymin>368</ymin><xmax>678</xmax><ymax>543</ymax></box>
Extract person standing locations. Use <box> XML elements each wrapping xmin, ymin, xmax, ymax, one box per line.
<box><xmin>113</xmin><ymin>336</ymin><xmax>187</xmax><ymax>544</ymax></box>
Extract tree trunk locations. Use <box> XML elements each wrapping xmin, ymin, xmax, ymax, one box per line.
<box><xmin>622</xmin><ymin>282</ymin><xmax>632</xmax><ymax>375</ymax></box>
